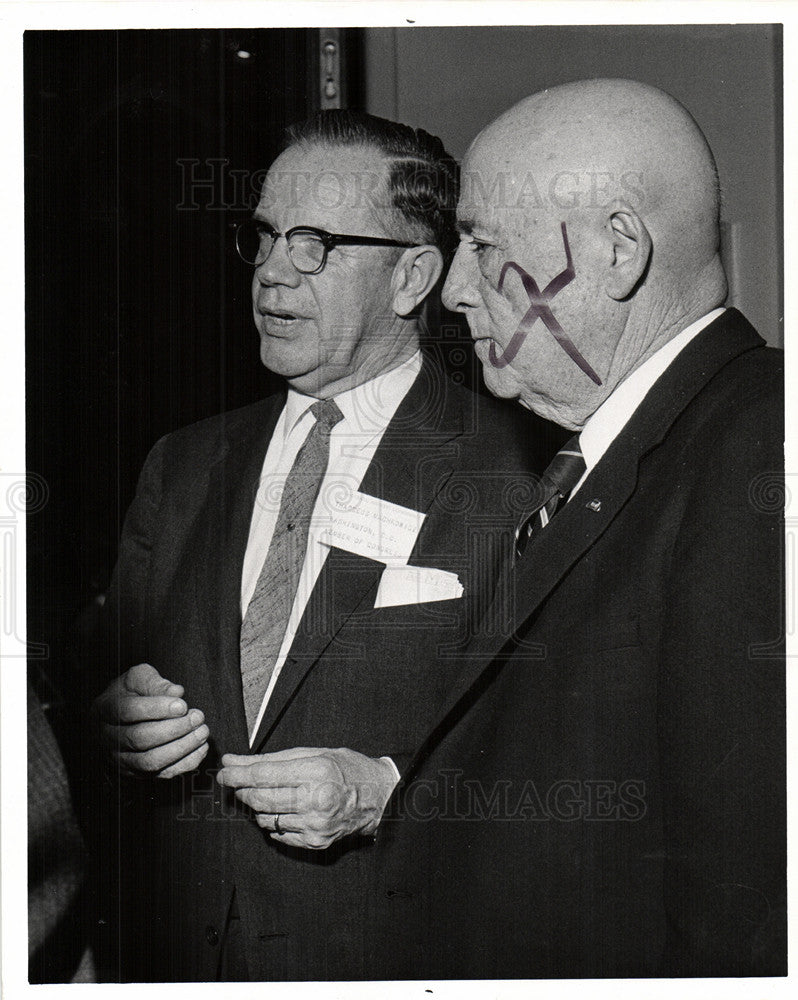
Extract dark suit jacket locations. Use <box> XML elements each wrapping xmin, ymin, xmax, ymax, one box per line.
<box><xmin>28</xmin><ymin>682</ymin><xmax>91</xmax><ymax>982</ymax></box>
<box><xmin>101</xmin><ymin>356</ymin><xmax>554</xmax><ymax>981</ymax></box>
<box><xmin>366</xmin><ymin>310</ymin><xmax>786</xmax><ymax>979</ymax></box>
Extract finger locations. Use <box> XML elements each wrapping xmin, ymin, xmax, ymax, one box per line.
<box><xmin>259</xmin><ymin>746</ymin><xmax>332</xmax><ymax>761</ymax></box>
<box><xmin>124</xmin><ymin>663</ymin><xmax>184</xmax><ymax>698</ymax></box>
<box><xmin>118</xmin><ymin>724</ymin><xmax>209</xmax><ymax>774</ymax></box>
<box><xmin>108</xmin><ymin>709</ymin><xmax>206</xmax><ymax>752</ymax></box>
<box><xmin>217</xmin><ymin>762</ymin><xmax>295</xmax><ymax>789</ymax></box>
<box><xmin>218</xmin><ymin>758</ymin><xmax>326</xmax><ymax>789</ymax></box>
<box><xmin>217</xmin><ymin>762</ymin><xmax>278</xmax><ymax>788</ymax></box>
<box><xmin>158</xmin><ymin>741</ymin><xmax>210</xmax><ymax>780</ymax></box>
<box><xmin>221</xmin><ymin>747</ymin><xmax>329</xmax><ymax>766</ymax></box>
<box><xmin>234</xmin><ymin>786</ymin><xmax>303</xmax><ymax>814</ymax></box>
<box><xmin>254</xmin><ymin>812</ymin><xmax>299</xmax><ymax>834</ymax></box>
<box><xmin>266</xmin><ymin>829</ymin><xmax>333</xmax><ymax>851</ymax></box>
<box><xmin>95</xmin><ymin>689</ymin><xmax>186</xmax><ymax>725</ymax></box>
<box><xmin>116</xmin><ymin>695</ymin><xmax>188</xmax><ymax>724</ymax></box>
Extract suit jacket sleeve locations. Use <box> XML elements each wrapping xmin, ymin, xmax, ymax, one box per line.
<box><xmin>102</xmin><ymin>435</ymin><xmax>167</xmax><ymax>682</ymax></box>
<box><xmin>656</xmin><ymin>384</ymin><xmax>785</xmax><ymax>975</ymax></box>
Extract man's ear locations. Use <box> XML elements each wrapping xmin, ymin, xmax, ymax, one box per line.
<box><xmin>391</xmin><ymin>245</ymin><xmax>444</xmax><ymax>317</ymax></box>
<box><xmin>604</xmin><ymin>201</ymin><xmax>652</xmax><ymax>301</ymax></box>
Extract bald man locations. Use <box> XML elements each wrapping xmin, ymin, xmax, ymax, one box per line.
<box><xmin>365</xmin><ymin>80</ymin><xmax>785</xmax><ymax>979</ymax></box>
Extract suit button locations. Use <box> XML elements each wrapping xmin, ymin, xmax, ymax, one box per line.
<box><xmin>205</xmin><ymin>925</ymin><xmax>219</xmax><ymax>947</ymax></box>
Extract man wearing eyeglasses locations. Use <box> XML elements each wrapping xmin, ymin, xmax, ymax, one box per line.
<box><xmin>92</xmin><ymin>110</ymin><xmax>551</xmax><ymax>981</ymax></box>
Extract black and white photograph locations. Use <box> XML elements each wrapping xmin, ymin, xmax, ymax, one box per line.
<box><xmin>1</xmin><ymin>3</ymin><xmax>793</xmax><ymax>996</ymax></box>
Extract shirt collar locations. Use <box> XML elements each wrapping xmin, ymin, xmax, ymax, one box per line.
<box><xmin>578</xmin><ymin>308</ymin><xmax>725</xmax><ymax>475</ymax></box>
<box><xmin>282</xmin><ymin>350</ymin><xmax>423</xmax><ymax>442</ymax></box>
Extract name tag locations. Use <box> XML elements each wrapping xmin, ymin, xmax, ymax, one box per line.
<box><xmin>318</xmin><ymin>490</ymin><xmax>425</xmax><ymax>564</ymax></box>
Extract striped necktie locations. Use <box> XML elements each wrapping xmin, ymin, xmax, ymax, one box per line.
<box><xmin>515</xmin><ymin>434</ymin><xmax>585</xmax><ymax>559</ymax></box>
<box><xmin>239</xmin><ymin>397</ymin><xmax>344</xmax><ymax>737</ymax></box>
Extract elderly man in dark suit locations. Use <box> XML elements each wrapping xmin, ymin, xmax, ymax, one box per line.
<box><xmin>367</xmin><ymin>79</ymin><xmax>785</xmax><ymax>979</ymax></box>
<box><xmin>92</xmin><ymin>110</ymin><xmax>547</xmax><ymax>981</ymax></box>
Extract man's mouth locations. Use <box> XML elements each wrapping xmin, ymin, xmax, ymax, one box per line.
<box><xmin>260</xmin><ymin>308</ymin><xmax>304</xmax><ymax>327</ymax></box>
<box><xmin>464</xmin><ymin>318</ymin><xmax>491</xmax><ymax>343</ymax></box>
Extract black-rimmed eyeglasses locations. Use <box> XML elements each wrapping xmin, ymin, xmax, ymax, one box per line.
<box><xmin>235</xmin><ymin>220</ymin><xmax>421</xmax><ymax>275</ymax></box>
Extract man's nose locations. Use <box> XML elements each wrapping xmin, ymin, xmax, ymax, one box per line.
<box><xmin>254</xmin><ymin>235</ymin><xmax>301</xmax><ymax>287</ymax></box>
<box><xmin>442</xmin><ymin>245</ymin><xmax>476</xmax><ymax>312</ymax></box>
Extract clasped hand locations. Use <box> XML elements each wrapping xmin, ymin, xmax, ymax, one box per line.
<box><xmin>217</xmin><ymin>747</ymin><xmax>398</xmax><ymax>850</ymax></box>
<box><xmin>92</xmin><ymin>663</ymin><xmax>210</xmax><ymax>778</ymax></box>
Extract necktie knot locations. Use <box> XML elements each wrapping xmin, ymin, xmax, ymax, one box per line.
<box><xmin>515</xmin><ymin>434</ymin><xmax>585</xmax><ymax>559</ymax></box>
<box><xmin>542</xmin><ymin>434</ymin><xmax>586</xmax><ymax>499</ymax></box>
<box><xmin>310</xmin><ymin>398</ymin><xmax>344</xmax><ymax>434</ymax></box>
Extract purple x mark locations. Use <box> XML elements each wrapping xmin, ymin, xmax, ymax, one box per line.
<box><xmin>488</xmin><ymin>222</ymin><xmax>602</xmax><ymax>386</ymax></box>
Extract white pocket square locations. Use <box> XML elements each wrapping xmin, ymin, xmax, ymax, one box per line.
<box><xmin>374</xmin><ymin>566</ymin><xmax>464</xmax><ymax>608</ymax></box>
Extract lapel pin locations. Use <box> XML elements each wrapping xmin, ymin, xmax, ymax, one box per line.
<box><xmin>586</xmin><ymin>499</ymin><xmax>602</xmax><ymax>512</ymax></box>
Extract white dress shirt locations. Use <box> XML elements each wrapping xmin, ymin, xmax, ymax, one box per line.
<box><xmin>240</xmin><ymin>350</ymin><xmax>423</xmax><ymax>745</ymax></box>
<box><xmin>570</xmin><ymin>308</ymin><xmax>725</xmax><ymax>498</ymax></box>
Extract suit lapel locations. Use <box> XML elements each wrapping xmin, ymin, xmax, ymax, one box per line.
<box><xmin>250</xmin><ymin>357</ymin><xmax>465</xmax><ymax>750</ymax></box>
<box><xmin>413</xmin><ymin>309</ymin><xmax>767</xmax><ymax>748</ymax></box>
<box><xmin>195</xmin><ymin>394</ymin><xmax>285</xmax><ymax>754</ymax></box>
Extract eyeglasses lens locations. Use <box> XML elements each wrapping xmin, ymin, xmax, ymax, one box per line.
<box><xmin>236</xmin><ymin>222</ymin><xmax>326</xmax><ymax>273</ymax></box>
<box><xmin>236</xmin><ymin>221</ymin><xmax>272</xmax><ymax>265</ymax></box>
<box><xmin>287</xmin><ymin>232</ymin><xmax>326</xmax><ymax>273</ymax></box>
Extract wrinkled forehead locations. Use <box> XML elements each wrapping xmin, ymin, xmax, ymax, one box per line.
<box><xmin>257</xmin><ymin>142</ymin><xmax>393</xmax><ymax>231</ymax></box>
<box><xmin>457</xmin><ymin>135</ymin><xmax>550</xmax><ymax>235</ymax></box>
<box><xmin>459</xmin><ymin>123</ymin><xmax>653</xmax><ymax>237</ymax></box>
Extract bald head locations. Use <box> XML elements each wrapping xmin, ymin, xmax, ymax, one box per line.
<box><xmin>443</xmin><ymin>79</ymin><xmax>728</xmax><ymax>428</ymax></box>
<box><xmin>468</xmin><ymin>78</ymin><xmax>723</xmax><ymax>281</ymax></box>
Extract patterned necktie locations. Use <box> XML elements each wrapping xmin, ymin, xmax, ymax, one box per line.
<box><xmin>240</xmin><ymin>397</ymin><xmax>344</xmax><ymax>736</ymax></box>
<box><xmin>515</xmin><ymin>434</ymin><xmax>585</xmax><ymax>559</ymax></box>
